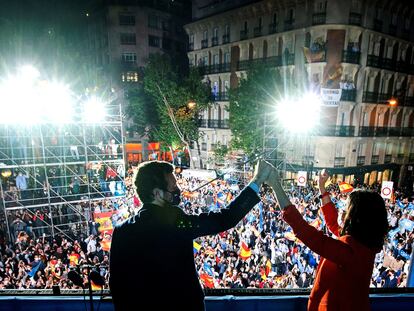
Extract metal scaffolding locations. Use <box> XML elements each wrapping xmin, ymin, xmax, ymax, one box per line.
<box><xmin>0</xmin><ymin>98</ymin><xmax>126</xmax><ymax>242</ymax></box>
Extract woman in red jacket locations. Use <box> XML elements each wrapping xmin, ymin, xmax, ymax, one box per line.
<box><xmin>268</xmin><ymin>167</ymin><xmax>389</xmax><ymax>311</ymax></box>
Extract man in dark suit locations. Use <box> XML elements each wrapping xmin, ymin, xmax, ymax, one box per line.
<box><xmin>109</xmin><ymin>160</ymin><xmax>271</xmax><ymax>310</ymax></box>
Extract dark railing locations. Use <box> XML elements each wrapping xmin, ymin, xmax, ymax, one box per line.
<box><xmin>342</xmin><ymin>50</ymin><xmax>360</xmax><ymax>64</ymax></box>
<box><xmin>253</xmin><ymin>26</ymin><xmax>262</xmax><ymax>37</ymax></box>
<box><xmin>373</xmin><ymin>19</ymin><xmax>383</xmax><ymax>32</ymax></box>
<box><xmin>284</xmin><ymin>19</ymin><xmax>294</xmax><ymax>31</ymax></box>
<box><xmin>340</xmin><ymin>89</ymin><xmax>356</xmax><ymax>101</ymax></box>
<box><xmin>211</xmin><ymin>37</ymin><xmax>218</xmax><ymax>46</ymax></box>
<box><xmin>367</xmin><ymin>55</ymin><xmax>396</xmax><ymax>70</ymax></box>
<box><xmin>359</xmin><ymin>126</ymin><xmax>414</xmax><ymax>137</ymax></box>
<box><xmin>388</xmin><ymin>24</ymin><xmax>397</xmax><ymax>36</ymax></box>
<box><xmin>318</xmin><ymin>125</ymin><xmax>355</xmax><ymax>136</ymax></box>
<box><xmin>371</xmin><ymin>155</ymin><xmax>379</xmax><ymax>165</ymax></box>
<box><xmin>312</xmin><ymin>12</ymin><xmax>326</xmax><ymax>25</ymax></box>
<box><xmin>236</xmin><ymin>54</ymin><xmax>294</xmax><ymax>70</ymax></box>
<box><xmin>222</xmin><ymin>34</ymin><xmax>230</xmax><ymax>44</ymax></box>
<box><xmin>211</xmin><ymin>92</ymin><xmax>229</xmax><ymax>101</ymax></box>
<box><xmin>349</xmin><ymin>12</ymin><xmax>362</xmax><ymax>25</ymax></box>
<box><xmin>409</xmin><ymin>153</ymin><xmax>414</xmax><ymax>162</ymax></box>
<box><xmin>401</xmin><ymin>29</ymin><xmax>410</xmax><ymax>40</ymax></box>
<box><xmin>201</xmin><ymin>39</ymin><xmax>208</xmax><ymax>49</ymax></box>
<box><xmin>199</xmin><ymin>63</ymin><xmax>230</xmax><ymax>74</ymax></box>
<box><xmin>384</xmin><ymin>154</ymin><xmax>392</xmax><ymax>163</ymax></box>
<box><xmin>357</xmin><ymin>156</ymin><xmax>366</xmax><ymax>166</ymax></box>
<box><xmin>198</xmin><ymin>119</ymin><xmax>230</xmax><ymax>129</ymax></box>
<box><xmin>397</xmin><ymin>154</ymin><xmax>405</xmax><ymax>163</ymax></box>
<box><xmin>362</xmin><ymin>91</ymin><xmax>378</xmax><ymax>103</ymax></box>
<box><xmin>240</xmin><ymin>29</ymin><xmax>248</xmax><ymax>40</ymax></box>
<box><xmin>268</xmin><ymin>23</ymin><xmax>278</xmax><ymax>34</ymax></box>
<box><xmin>334</xmin><ymin>157</ymin><xmax>346</xmax><ymax>168</ymax></box>
<box><xmin>188</xmin><ymin>42</ymin><xmax>194</xmax><ymax>51</ymax></box>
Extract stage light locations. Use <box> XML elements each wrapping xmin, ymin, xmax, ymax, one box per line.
<box><xmin>41</xmin><ymin>81</ymin><xmax>74</xmax><ymax>123</ymax></box>
<box><xmin>83</xmin><ymin>96</ymin><xmax>106</xmax><ymax>123</ymax></box>
<box><xmin>276</xmin><ymin>92</ymin><xmax>321</xmax><ymax>133</ymax></box>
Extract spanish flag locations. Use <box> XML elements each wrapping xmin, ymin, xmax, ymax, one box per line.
<box><xmin>200</xmin><ymin>273</ymin><xmax>214</xmax><ymax>288</ymax></box>
<box><xmin>265</xmin><ymin>259</ymin><xmax>272</xmax><ymax>276</ymax></box>
<box><xmin>91</xmin><ymin>281</ymin><xmax>103</xmax><ymax>291</ymax></box>
<box><xmin>338</xmin><ymin>182</ymin><xmax>353</xmax><ymax>193</ymax></box>
<box><xmin>239</xmin><ymin>241</ymin><xmax>251</xmax><ymax>260</ymax></box>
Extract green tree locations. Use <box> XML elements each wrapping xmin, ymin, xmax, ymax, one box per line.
<box><xmin>126</xmin><ymin>53</ymin><xmax>212</xmax><ymax>167</ymax></box>
<box><xmin>228</xmin><ymin>63</ymin><xmax>292</xmax><ymax>156</ymax></box>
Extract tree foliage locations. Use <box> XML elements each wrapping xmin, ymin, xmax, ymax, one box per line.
<box><xmin>126</xmin><ymin>53</ymin><xmax>211</xmax><ymax>150</ymax></box>
<box><xmin>228</xmin><ymin>64</ymin><xmax>293</xmax><ymax>156</ymax></box>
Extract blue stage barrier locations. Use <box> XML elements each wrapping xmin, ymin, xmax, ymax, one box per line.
<box><xmin>1</xmin><ymin>294</ymin><xmax>414</xmax><ymax>311</ymax></box>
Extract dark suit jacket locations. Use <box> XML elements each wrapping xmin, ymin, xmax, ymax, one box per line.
<box><xmin>109</xmin><ymin>186</ymin><xmax>260</xmax><ymax>311</ymax></box>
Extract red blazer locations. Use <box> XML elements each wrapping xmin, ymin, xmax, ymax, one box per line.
<box><xmin>283</xmin><ymin>202</ymin><xmax>377</xmax><ymax>311</ymax></box>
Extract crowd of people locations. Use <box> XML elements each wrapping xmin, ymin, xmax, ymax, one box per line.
<box><xmin>0</xmin><ymin>164</ymin><xmax>413</xmax><ymax>291</ymax></box>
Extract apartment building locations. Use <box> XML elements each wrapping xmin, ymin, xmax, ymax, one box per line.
<box><xmin>87</xmin><ymin>0</ymin><xmax>191</xmax><ymax>163</ymax></box>
<box><xmin>185</xmin><ymin>0</ymin><xmax>414</xmax><ymax>187</ymax></box>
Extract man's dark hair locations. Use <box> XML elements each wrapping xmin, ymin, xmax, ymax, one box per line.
<box><xmin>134</xmin><ymin>161</ymin><xmax>174</xmax><ymax>203</ymax></box>
<box><xmin>341</xmin><ymin>190</ymin><xmax>389</xmax><ymax>250</ymax></box>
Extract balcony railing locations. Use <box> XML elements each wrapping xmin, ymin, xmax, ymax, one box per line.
<box><xmin>359</xmin><ymin>126</ymin><xmax>414</xmax><ymax>137</ymax></box>
<box><xmin>367</xmin><ymin>55</ymin><xmax>396</xmax><ymax>70</ymax></box>
<box><xmin>389</xmin><ymin>24</ymin><xmax>397</xmax><ymax>36</ymax></box>
<box><xmin>211</xmin><ymin>92</ymin><xmax>229</xmax><ymax>101</ymax></box>
<box><xmin>240</xmin><ymin>29</ymin><xmax>248</xmax><ymax>40</ymax></box>
<box><xmin>349</xmin><ymin>12</ymin><xmax>362</xmax><ymax>25</ymax></box>
<box><xmin>198</xmin><ymin>119</ymin><xmax>230</xmax><ymax>129</ymax></box>
<box><xmin>268</xmin><ymin>23</ymin><xmax>278</xmax><ymax>34</ymax></box>
<box><xmin>222</xmin><ymin>34</ymin><xmax>230</xmax><ymax>44</ymax></box>
<box><xmin>397</xmin><ymin>154</ymin><xmax>405</xmax><ymax>164</ymax></box>
<box><xmin>362</xmin><ymin>91</ymin><xmax>391</xmax><ymax>103</ymax></box>
<box><xmin>211</xmin><ymin>36</ymin><xmax>218</xmax><ymax>46</ymax></box>
<box><xmin>199</xmin><ymin>63</ymin><xmax>230</xmax><ymax>74</ymax></box>
<box><xmin>384</xmin><ymin>154</ymin><xmax>392</xmax><ymax>163</ymax></box>
<box><xmin>284</xmin><ymin>19</ymin><xmax>294</xmax><ymax>31</ymax></box>
<box><xmin>236</xmin><ymin>54</ymin><xmax>294</xmax><ymax>70</ymax></box>
<box><xmin>371</xmin><ymin>155</ymin><xmax>379</xmax><ymax>165</ymax></box>
<box><xmin>318</xmin><ymin>125</ymin><xmax>355</xmax><ymax>136</ymax></box>
<box><xmin>373</xmin><ymin>19</ymin><xmax>383</xmax><ymax>32</ymax></box>
<box><xmin>201</xmin><ymin>39</ymin><xmax>208</xmax><ymax>49</ymax></box>
<box><xmin>334</xmin><ymin>157</ymin><xmax>345</xmax><ymax>168</ymax></box>
<box><xmin>401</xmin><ymin>29</ymin><xmax>410</xmax><ymax>40</ymax></box>
<box><xmin>340</xmin><ymin>89</ymin><xmax>356</xmax><ymax>101</ymax></box>
<box><xmin>188</xmin><ymin>42</ymin><xmax>194</xmax><ymax>51</ymax></box>
<box><xmin>253</xmin><ymin>26</ymin><xmax>262</xmax><ymax>37</ymax></box>
<box><xmin>357</xmin><ymin>156</ymin><xmax>366</xmax><ymax>166</ymax></box>
<box><xmin>342</xmin><ymin>50</ymin><xmax>360</xmax><ymax>64</ymax></box>
<box><xmin>312</xmin><ymin>12</ymin><xmax>326</xmax><ymax>25</ymax></box>
<box><xmin>409</xmin><ymin>153</ymin><xmax>414</xmax><ymax>162</ymax></box>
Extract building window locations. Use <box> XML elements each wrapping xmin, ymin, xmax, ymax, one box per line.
<box><xmin>120</xmin><ymin>33</ymin><xmax>136</xmax><ymax>45</ymax></box>
<box><xmin>162</xmin><ymin>38</ymin><xmax>172</xmax><ymax>50</ymax></box>
<box><xmin>121</xmin><ymin>52</ymin><xmax>137</xmax><ymax>63</ymax></box>
<box><xmin>148</xmin><ymin>35</ymin><xmax>160</xmax><ymax>47</ymax></box>
<box><xmin>225</xmin><ymin>24</ymin><xmax>230</xmax><ymax>35</ymax></box>
<box><xmin>224</xmin><ymin>52</ymin><xmax>230</xmax><ymax>64</ymax></box>
<box><xmin>148</xmin><ymin>14</ymin><xmax>158</xmax><ymax>28</ymax></box>
<box><xmin>119</xmin><ymin>15</ymin><xmax>135</xmax><ymax>26</ymax></box>
<box><xmin>121</xmin><ymin>71</ymin><xmax>139</xmax><ymax>82</ymax></box>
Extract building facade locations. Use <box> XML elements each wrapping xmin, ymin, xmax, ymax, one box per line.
<box><xmin>87</xmin><ymin>0</ymin><xmax>191</xmax><ymax>163</ymax></box>
<box><xmin>185</xmin><ymin>0</ymin><xmax>414</xmax><ymax>188</ymax></box>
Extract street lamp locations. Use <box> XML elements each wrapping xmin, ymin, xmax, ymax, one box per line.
<box><xmin>388</xmin><ymin>97</ymin><xmax>398</xmax><ymax>107</ymax></box>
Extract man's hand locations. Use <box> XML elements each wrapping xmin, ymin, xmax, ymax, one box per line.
<box><xmin>318</xmin><ymin>169</ymin><xmax>329</xmax><ymax>192</ymax></box>
<box><xmin>251</xmin><ymin>160</ymin><xmax>273</xmax><ymax>185</ymax></box>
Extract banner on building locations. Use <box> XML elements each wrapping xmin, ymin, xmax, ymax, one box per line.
<box><xmin>297</xmin><ymin>171</ymin><xmax>307</xmax><ymax>187</ymax></box>
<box><xmin>381</xmin><ymin>181</ymin><xmax>394</xmax><ymax>199</ymax></box>
<box><xmin>320</xmin><ymin>88</ymin><xmax>342</xmax><ymax>106</ymax></box>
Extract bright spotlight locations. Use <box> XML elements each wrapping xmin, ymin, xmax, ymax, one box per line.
<box><xmin>41</xmin><ymin>81</ymin><xmax>74</xmax><ymax>123</ymax></box>
<box><xmin>83</xmin><ymin>96</ymin><xmax>106</xmax><ymax>123</ymax></box>
<box><xmin>276</xmin><ymin>92</ymin><xmax>321</xmax><ymax>133</ymax></box>
<box><xmin>19</xmin><ymin>65</ymin><xmax>40</xmax><ymax>81</ymax></box>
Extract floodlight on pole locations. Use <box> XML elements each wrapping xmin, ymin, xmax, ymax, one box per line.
<box><xmin>83</xmin><ymin>96</ymin><xmax>107</xmax><ymax>123</ymax></box>
<box><xmin>276</xmin><ymin>92</ymin><xmax>321</xmax><ymax>133</ymax></box>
